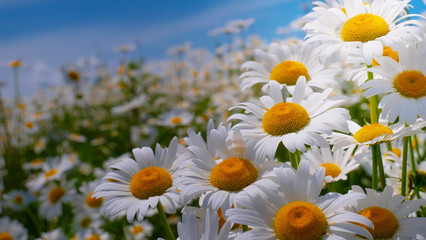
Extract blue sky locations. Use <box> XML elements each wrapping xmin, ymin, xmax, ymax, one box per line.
<box><xmin>0</xmin><ymin>0</ymin><xmax>425</xmax><ymax>99</ymax></box>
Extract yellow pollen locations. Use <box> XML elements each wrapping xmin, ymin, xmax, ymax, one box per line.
<box><xmin>274</xmin><ymin>201</ymin><xmax>327</xmax><ymax>240</ymax></box>
<box><xmin>68</xmin><ymin>71</ymin><xmax>80</xmax><ymax>82</ymax></box>
<box><xmin>48</xmin><ymin>187</ymin><xmax>65</xmax><ymax>204</ymax></box>
<box><xmin>353</xmin><ymin>123</ymin><xmax>393</xmax><ymax>143</ymax></box>
<box><xmin>14</xmin><ymin>195</ymin><xmax>23</xmax><ymax>204</ymax></box>
<box><xmin>263</xmin><ymin>102</ymin><xmax>310</xmax><ymax>136</ymax></box>
<box><xmin>17</xmin><ymin>103</ymin><xmax>26</xmax><ymax>110</ymax></box>
<box><xmin>44</xmin><ymin>169</ymin><xmax>58</xmax><ymax>178</ymax></box>
<box><xmin>372</xmin><ymin>47</ymin><xmax>399</xmax><ymax>66</ymax></box>
<box><xmin>358</xmin><ymin>207</ymin><xmax>399</xmax><ymax>239</ymax></box>
<box><xmin>86</xmin><ymin>193</ymin><xmax>103</xmax><ymax>208</ymax></box>
<box><xmin>210</xmin><ymin>157</ymin><xmax>258</xmax><ymax>192</ymax></box>
<box><xmin>132</xmin><ymin>225</ymin><xmax>143</xmax><ymax>234</ymax></box>
<box><xmin>270</xmin><ymin>61</ymin><xmax>310</xmax><ymax>85</ymax></box>
<box><xmin>0</xmin><ymin>232</ymin><xmax>13</xmax><ymax>240</ymax></box>
<box><xmin>87</xmin><ymin>234</ymin><xmax>100</xmax><ymax>240</ymax></box>
<box><xmin>130</xmin><ymin>167</ymin><xmax>172</xmax><ymax>199</ymax></box>
<box><xmin>393</xmin><ymin>70</ymin><xmax>426</xmax><ymax>99</ymax></box>
<box><xmin>170</xmin><ymin>117</ymin><xmax>182</xmax><ymax>124</ymax></box>
<box><xmin>319</xmin><ymin>163</ymin><xmax>342</xmax><ymax>178</ymax></box>
<box><xmin>25</xmin><ymin>122</ymin><xmax>34</xmax><ymax>129</ymax></box>
<box><xmin>80</xmin><ymin>217</ymin><xmax>92</xmax><ymax>228</ymax></box>
<box><xmin>341</xmin><ymin>14</ymin><xmax>389</xmax><ymax>42</ymax></box>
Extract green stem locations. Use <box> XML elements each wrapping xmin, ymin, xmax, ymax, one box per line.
<box><xmin>156</xmin><ymin>202</ymin><xmax>175</xmax><ymax>240</ymax></box>
<box><xmin>366</xmin><ymin>69</ymin><xmax>379</xmax><ymax>124</ymax></box>
<box><xmin>401</xmin><ymin>136</ymin><xmax>409</xmax><ymax>197</ymax></box>
<box><xmin>375</xmin><ymin>144</ymin><xmax>386</xmax><ymax>191</ymax></box>
<box><xmin>295</xmin><ymin>150</ymin><xmax>301</xmax><ymax>165</ymax></box>
<box><xmin>408</xmin><ymin>136</ymin><xmax>417</xmax><ymax>172</ymax></box>
<box><xmin>371</xmin><ymin>144</ymin><xmax>378</xmax><ymax>191</ymax></box>
<box><xmin>386</xmin><ymin>142</ymin><xmax>392</xmax><ymax>152</ymax></box>
<box><xmin>288</xmin><ymin>151</ymin><xmax>298</xmax><ymax>170</ymax></box>
<box><xmin>413</xmin><ymin>135</ymin><xmax>421</xmax><ymax>162</ymax></box>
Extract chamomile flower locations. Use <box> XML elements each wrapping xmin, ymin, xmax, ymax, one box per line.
<box><xmin>73</xmin><ymin>180</ymin><xmax>104</xmax><ymax>214</ymax></box>
<box><xmin>179</xmin><ymin>129</ymin><xmax>285</xmax><ymax>212</ymax></box>
<box><xmin>226</xmin><ymin>160</ymin><xmax>373</xmax><ymax>240</ymax></box>
<box><xmin>36</xmin><ymin>229</ymin><xmax>67</xmax><ymax>240</ymax></box>
<box><xmin>0</xmin><ymin>217</ymin><xmax>28</xmax><ymax>240</ymax></box>
<box><xmin>239</xmin><ymin>41</ymin><xmax>339</xmax><ymax>93</ymax></box>
<box><xmin>157</xmin><ymin>109</ymin><xmax>192</xmax><ymax>127</ymax></box>
<box><xmin>93</xmin><ymin>137</ymin><xmax>189</xmax><ymax>222</ymax></box>
<box><xmin>229</xmin><ymin>78</ymin><xmax>349</xmax><ymax>158</ymax></box>
<box><xmin>303</xmin><ymin>145</ymin><xmax>359</xmax><ymax>183</ymax></box>
<box><xmin>3</xmin><ymin>189</ymin><xmax>34</xmax><ymax>211</ymax></box>
<box><xmin>329</xmin><ymin>119</ymin><xmax>426</xmax><ymax>161</ymax></box>
<box><xmin>350</xmin><ymin>185</ymin><xmax>426</xmax><ymax>239</ymax></box>
<box><xmin>361</xmin><ymin>40</ymin><xmax>426</xmax><ymax>125</ymax></box>
<box><xmin>125</xmin><ymin>220</ymin><xmax>153</xmax><ymax>240</ymax></box>
<box><xmin>26</xmin><ymin>157</ymin><xmax>74</xmax><ymax>192</ymax></box>
<box><xmin>39</xmin><ymin>180</ymin><xmax>76</xmax><ymax>220</ymax></box>
<box><xmin>303</xmin><ymin>0</ymin><xmax>424</xmax><ymax>64</ymax></box>
<box><xmin>177</xmin><ymin>208</ymin><xmax>233</xmax><ymax>240</ymax></box>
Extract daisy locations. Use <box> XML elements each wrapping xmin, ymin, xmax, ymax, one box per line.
<box><xmin>26</xmin><ymin>156</ymin><xmax>74</xmax><ymax>192</ymax></box>
<box><xmin>125</xmin><ymin>220</ymin><xmax>154</xmax><ymax>240</ymax></box>
<box><xmin>157</xmin><ymin>109</ymin><xmax>193</xmax><ymax>127</ymax></box>
<box><xmin>329</xmin><ymin>119</ymin><xmax>426</xmax><ymax>161</ymax></box>
<box><xmin>93</xmin><ymin>137</ymin><xmax>189</xmax><ymax>222</ymax></box>
<box><xmin>179</xmin><ymin>129</ymin><xmax>285</xmax><ymax>212</ymax></box>
<box><xmin>303</xmin><ymin>0</ymin><xmax>424</xmax><ymax>64</ymax></box>
<box><xmin>39</xmin><ymin>180</ymin><xmax>76</xmax><ymax>220</ymax></box>
<box><xmin>177</xmin><ymin>208</ymin><xmax>233</xmax><ymax>240</ymax></box>
<box><xmin>350</xmin><ymin>185</ymin><xmax>426</xmax><ymax>239</ymax></box>
<box><xmin>3</xmin><ymin>189</ymin><xmax>35</xmax><ymax>211</ymax></box>
<box><xmin>36</xmin><ymin>229</ymin><xmax>68</xmax><ymax>240</ymax></box>
<box><xmin>303</xmin><ymin>145</ymin><xmax>359</xmax><ymax>183</ymax></box>
<box><xmin>226</xmin><ymin>160</ymin><xmax>373</xmax><ymax>240</ymax></box>
<box><xmin>239</xmin><ymin>40</ymin><xmax>339</xmax><ymax>93</ymax></box>
<box><xmin>73</xmin><ymin>180</ymin><xmax>104</xmax><ymax>214</ymax></box>
<box><xmin>229</xmin><ymin>78</ymin><xmax>349</xmax><ymax>158</ymax></box>
<box><xmin>0</xmin><ymin>217</ymin><xmax>28</xmax><ymax>240</ymax></box>
<box><xmin>360</xmin><ymin>40</ymin><xmax>426</xmax><ymax>125</ymax></box>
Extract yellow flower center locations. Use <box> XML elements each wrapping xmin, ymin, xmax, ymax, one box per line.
<box><xmin>341</xmin><ymin>14</ymin><xmax>389</xmax><ymax>42</ymax></box>
<box><xmin>0</xmin><ymin>233</ymin><xmax>13</xmax><ymax>240</ymax></box>
<box><xmin>87</xmin><ymin>234</ymin><xmax>100</xmax><ymax>240</ymax></box>
<box><xmin>274</xmin><ymin>201</ymin><xmax>327</xmax><ymax>240</ymax></box>
<box><xmin>372</xmin><ymin>47</ymin><xmax>399</xmax><ymax>66</ymax></box>
<box><xmin>9</xmin><ymin>60</ymin><xmax>21</xmax><ymax>68</ymax></box>
<box><xmin>14</xmin><ymin>195</ymin><xmax>23</xmax><ymax>204</ymax></box>
<box><xmin>385</xmin><ymin>148</ymin><xmax>401</xmax><ymax>158</ymax></box>
<box><xmin>170</xmin><ymin>117</ymin><xmax>182</xmax><ymax>124</ymax></box>
<box><xmin>44</xmin><ymin>169</ymin><xmax>58</xmax><ymax>178</ymax></box>
<box><xmin>353</xmin><ymin>123</ymin><xmax>393</xmax><ymax>143</ymax></box>
<box><xmin>80</xmin><ymin>217</ymin><xmax>92</xmax><ymax>228</ymax></box>
<box><xmin>393</xmin><ymin>70</ymin><xmax>426</xmax><ymax>99</ymax></box>
<box><xmin>25</xmin><ymin>122</ymin><xmax>34</xmax><ymax>129</ymax></box>
<box><xmin>68</xmin><ymin>71</ymin><xmax>80</xmax><ymax>82</ymax></box>
<box><xmin>130</xmin><ymin>166</ymin><xmax>173</xmax><ymax>199</ymax></box>
<box><xmin>319</xmin><ymin>163</ymin><xmax>342</xmax><ymax>178</ymax></box>
<box><xmin>132</xmin><ymin>225</ymin><xmax>143</xmax><ymax>234</ymax></box>
<box><xmin>270</xmin><ymin>61</ymin><xmax>310</xmax><ymax>85</ymax></box>
<box><xmin>358</xmin><ymin>207</ymin><xmax>399</xmax><ymax>239</ymax></box>
<box><xmin>210</xmin><ymin>157</ymin><xmax>258</xmax><ymax>192</ymax></box>
<box><xmin>263</xmin><ymin>102</ymin><xmax>310</xmax><ymax>136</ymax></box>
<box><xmin>86</xmin><ymin>192</ymin><xmax>103</xmax><ymax>208</ymax></box>
<box><xmin>48</xmin><ymin>187</ymin><xmax>65</xmax><ymax>204</ymax></box>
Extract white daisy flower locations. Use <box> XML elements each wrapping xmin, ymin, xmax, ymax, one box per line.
<box><xmin>303</xmin><ymin>0</ymin><xmax>424</xmax><ymax>64</ymax></box>
<box><xmin>125</xmin><ymin>220</ymin><xmax>154</xmax><ymax>240</ymax></box>
<box><xmin>361</xmin><ymin>40</ymin><xmax>426</xmax><ymax>125</ymax></box>
<box><xmin>26</xmin><ymin>156</ymin><xmax>74</xmax><ymax>192</ymax></box>
<box><xmin>39</xmin><ymin>180</ymin><xmax>76</xmax><ymax>220</ymax></box>
<box><xmin>81</xmin><ymin>228</ymin><xmax>111</xmax><ymax>240</ymax></box>
<box><xmin>0</xmin><ymin>217</ymin><xmax>28</xmax><ymax>240</ymax></box>
<box><xmin>157</xmin><ymin>109</ymin><xmax>192</xmax><ymax>127</ymax></box>
<box><xmin>303</xmin><ymin>145</ymin><xmax>359</xmax><ymax>183</ymax></box>
<box><xmin>226</xmin><ymin>160</ymin><xmax>373</xmax><ymax>240</ymax></box>
<box><xmin>239</xmin><ymin>41</ymin><xmax>340</xmax><ymax>93</ymax></box>
<box><xmin>179</xmin><ymin>129</ymin><xmax>286</xmax><ymax>212</ymax></box>
<box><xmin>229</xmin><ymin>78</ymin><xmax>349</xmax><ymax>158</ymax></box>
<box><xmin>351</xmin><ymin>185</ymin><xmax>426</xmax><ymax>239</ymax></box>
<box><xmin>3</xmin><ymin>189</ymin><xmax>35</xmax><ymax>211</ymax></box>
<box><xmin>177</xmin><ymin>208</ymin><xmax>233</xmax><ymax>240</ymax></box>
<box><xmin>93</xmin><ymin>137</ymin><xmax>189</xmax><ymax>222</ymax></box>
<box><xmin>73</xmin><ymin>180</ymin><xmax>104</xmax><ymax>214</ymax></box>
<box><xmin>36</xmin><ymin>228</ymin><xmax>67</xmax><ymax>240</ymax></box>
<box><xmin>329</xmin><ymin>119</ymin><xmax>426</xmax><ymax>161</ymax></box>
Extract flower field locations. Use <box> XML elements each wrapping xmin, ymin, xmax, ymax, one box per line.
<box><xmin>1</xmin><ymin>0</ymin><xmax>426</xmax><ymax>239</ymax></box>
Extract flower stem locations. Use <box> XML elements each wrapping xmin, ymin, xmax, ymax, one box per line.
<box><xmin>288</xmin><ymin>151</ymin><xmax>298</xmax><ymax>170</ymax></box>
<box><xmin>366</xmin><ymin>69</ymin><xmax>379</xmax><ymax>124</ymax></box>
<box><xmin>156</xmin><ymin>202</ymin><xmax>175</xmax><ymax>240</ymax></box>
<box><xmin>371</xmin><ymin>144</ymin><xmax>378</xmax><ymax>191</ymax></box>
<box><xmin>375</xmin><ymin>144</ymin><xmax>386</xmax><ymax>190</ymax></box>
<box><xmin>408</xmin><ymin>136</ymin><xmax>417</xmax><ymax>172</ymax></box>
<box><xmin>401</xmin><ymin>136</ymin><xmax>409</xmax><ymax>196</ymax></box>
